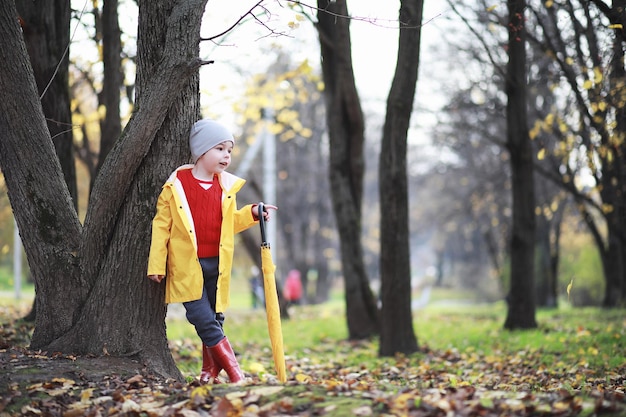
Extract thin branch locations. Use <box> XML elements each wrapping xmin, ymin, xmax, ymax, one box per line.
<box><xmin>201</xmin><ymin>0</ymin><xmax>264</xmax><ymax>41</ymax></box>
<box><xmin>445</xmin><ymin>0</ymin><xmax>507</xmax><ymax>79</ymax></box>
<box><xmin>202</xmin><ymin>0</ymin><xmax>438</xmax><ymax>45</ymax></box>
<box><xmin>289</xmin><ymin>0</ymin><xmax>435</xmax><ymax>30</ymax></box>
<box><xmin>40</xmin><ymin>0</ymin><xmax>89</xmax><ymax>101</ymax></box>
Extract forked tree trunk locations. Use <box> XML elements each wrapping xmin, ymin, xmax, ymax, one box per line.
<box><xmin>316</xmin><ymin>0</ymin><xmax>379</xmax><ymax>339</ymax></box>
<box><xmin>504</xmin><ymin>0</ymin><xmax>537</xmax><ymax>330</ymax></box>
<box><xmin>378</xmin><ymin>0</ymin><xmax>422</xmax><ymax>357</ymax></box>
<box><xmin>0</xmin><ymin>0</ymin><xmax>208</xmax><ymax>380</ymax></box>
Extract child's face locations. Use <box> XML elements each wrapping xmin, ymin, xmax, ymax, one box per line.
<box><xmin>196</xmin><ymin>141</ymin><xmax>233</xmax><ymax>174</ymax></box>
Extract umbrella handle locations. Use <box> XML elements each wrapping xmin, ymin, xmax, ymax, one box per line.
<box><xmin>258</xmin><ymin>202</ymin><xmax>268</xmax><ymax>246</ymax></box>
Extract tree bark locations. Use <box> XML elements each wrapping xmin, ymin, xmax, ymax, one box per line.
<box><xmin>0</xmin><ymin>0</ymin><xmax>85</xmax><ymax>346</ymax></box>
<box><xmin>378</xmin><ymin>0</ymin><xmax>422</xmax><ymax>357</ymax></box>
<box><xmin>17</xmin><ymin>0</ymin><xmax>77</xmax><ymax>209</ymax></box>
<box><xmin>316</xmin><ymin>0</ymin><xmax>379</xmax><ymax>339</ymax></box>
<box><xmin>504</xmin><ymin>0</ymin><xmax>537</xmax><ymax>330</ymax></box>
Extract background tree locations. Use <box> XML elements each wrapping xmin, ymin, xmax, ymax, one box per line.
<box><xmin>378</xmin><ymin>0</ymin><xmax>423</xmax><ymax>356</ymax></box>
<box><xmin>316</xmin><ymin>0</ymin><xmax>379</xmax><ymax>339</ymax></box>
<box><xmin>432</xmin><ymin>0</ymin><xmax>583</xmax><ymax>312</ymax></box>
<box><xmin>526</xmin><ymin>0</ymin><xmax>626</xmax><ymax>306</ymax></box>
<box><xmin>95</xmin><ymin>0</ymin><xmax>123</xmax><ymax>178</ymax></box>
<box><xmin>17</xmin><ymin>0</ymin><xmax>77</xmax><ymax>208</ymax></box>
<box><xmin>503</xmin><ymin>0</ymin><xmax>537</xmax><ymax>329</ymax></box>
<box><xmin>429</xmin><ymin>86</ymin><xmax>511</xmax><ymax>299</ymax></box>
<box><xmin>69</xmin><ymin>0</ymin><xmax>133</xmax><ymax>196</ymax></box>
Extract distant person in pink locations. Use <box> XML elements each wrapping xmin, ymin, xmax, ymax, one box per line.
<box><xmin>283</xmin><ymin>269</ymin><xmax>303</xmax><ymax>306</ymax></box>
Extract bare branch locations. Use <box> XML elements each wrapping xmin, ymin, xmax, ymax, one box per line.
<box><xmin>201</xmin><ymin>0</ymin><xmax>264</xmax><ymax>41</ymax></box>
<box><xmin>445</xmin><ymin>0</ymin><xmax>507</xmax><ymax>79</ymax></box>
<box><xmin>202</xmin><ymin>0</ymin><xmax>438</xmax><ymax>45</ymax></box>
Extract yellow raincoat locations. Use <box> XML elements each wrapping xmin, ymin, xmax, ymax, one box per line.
<box><xmin>147</xmin><ymin>165</ymin><xmax>257</xmax><ymax>311</ymax></box>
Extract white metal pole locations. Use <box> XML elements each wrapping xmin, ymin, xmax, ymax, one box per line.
<box><xmin>235</xmin><ymin>129</ymin><xmax>264</xmax><ymax>178</ymax></box>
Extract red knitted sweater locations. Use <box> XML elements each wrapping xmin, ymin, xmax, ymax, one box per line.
<box><xmin>178</xmin><ymin>169</ymin><xmax>222</xmax><ymax>257</ymax></box>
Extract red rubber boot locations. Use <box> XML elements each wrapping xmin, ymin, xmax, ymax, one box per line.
<box><xmin>208</xmin><ymin>337</ymin><xmax>245</xmax><ymax>383</ymax></box>
<box><xmin>200</xmin><ymin>343</ymin><xmax>222</xmax><ymax>384</ymax></box>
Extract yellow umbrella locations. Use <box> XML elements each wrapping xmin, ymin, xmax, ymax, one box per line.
<box><xmin>258</xmin><ymin>203</ymin><xmax>287</xmax><ymax>382</ymax></box>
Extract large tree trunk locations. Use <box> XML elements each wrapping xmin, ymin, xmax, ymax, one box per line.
<box><xmin>316</xmin><ymin>0</ymin><xmax>379</xmax><ymax>339</ymax></box>
<box><xmin>17</xmin><ymin>0</ymin><xmax>77</xmax><ymax>209</ymax></box>
<box><xmin>378</xmin><ymin>0</ymin><xmax>422</xmax><ymax>357</ymax></box>
<box><xmin>0</xmin><ymin>0</ymin><xmax>85</xmax><ymax>345</ymax></box>
<box><xmin>45</xmin><ymin>0</ymin><xmax>207</xmax><ymax>379</ymax></box>
<box><xmin>0</xmin><ymin>0</ymin><xmax>209</xmax><ymax>380</ymax></box>
<box><xmin>504</xmin><ymin>0</ymin><xmax>537</xmax><ymax>330</ymax></box>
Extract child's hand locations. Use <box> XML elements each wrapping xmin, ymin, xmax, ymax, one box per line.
<box><xmin>254</xmin><ymin>203</ymin><xmax>278</xmax><ymax>222</ymax></box>
<box><xmin>148</xmin><ymin>274</ymin><xmax>164</xmax><ymax>283</ymax></box>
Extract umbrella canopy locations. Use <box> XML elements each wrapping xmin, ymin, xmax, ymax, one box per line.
<box><xmin>258</xmin><ymin>203</ymin><xmax>287</xmax><ymax>382</ymax></box>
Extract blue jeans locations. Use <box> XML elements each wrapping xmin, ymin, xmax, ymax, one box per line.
<box><xmin>183</xmin><ymin>257</ymin><xmax>225</xmax><ymax>347</ymax></box>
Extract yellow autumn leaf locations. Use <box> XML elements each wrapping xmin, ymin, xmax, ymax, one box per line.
<box><xmin>567</xmin><ymin>278</ymin><xmax>573</xmax><ymax>299</ymax></box>
<box><xmin>545</xmin><ymin>0</ymin><xmax>554</xmax><ymax>7</ymax></box>
<box><xmin>550</xmin><ymin>200</ymin><xmax>559</xmax><ymax>212</ymax></box>
<box><xmin>80</xmin><ymin>388</ymin><xmax>94</xmax><ymax>403</ymax></box>
<box><xmin>609</xmin><ymin>24</ymin><xmax>623</xmax><ymax>29</ymax></box>
<box><xmin>529</xmin><ymin>124</ymin><xmax>540</xmax><ymax>140</ymax></box>
<box><xmin>190</xmin><ymin>384</ymin><xmax>212</xmax><ymax>399</ymax></box>
<box><xmin>583</xmin><ymin>79</ymin><xmax>593</xmax><ymax>89</ymax></box>
<box><xmin>248</xmin><ymin>362</ymin><xmax>266</xmax><ymax>374</ymax></box>
<box><xmin>594</xmin><ymin>67</ymin><xmax>603</xmax><ymax>83</ymax></box>
<box><xmin>602</xmin><ymin>203</ymin><xmax>614</xmax><ymax>213</ymax></box>
<box><xmin>537</xmin><ymin>148</ymin><xmax>546</xmax><ymax>160</ymax></box>
<box><xmin>392</xmin><ymin>392</ymin><xmax>416</xmax><ymax>410</ymax></box>
<box><xmin>295</xmin><ymin>373</ymin><xmax>311</xmax><ymax>383</ymax></box>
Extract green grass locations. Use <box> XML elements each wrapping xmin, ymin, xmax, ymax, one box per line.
<box><xmin>166</xmin><ymin>299</ymin><xmax>626</xmax><ymax>384</ymax></box>
<box><xmin>415</xmin><ymin>303</ymin><xmax>625</xmax><ymax>369</ymax></box>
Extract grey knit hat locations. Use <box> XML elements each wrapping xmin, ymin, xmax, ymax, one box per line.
<box><xmin>189</xmin><ymin>119</ymin><xmax>235</xmax><ymax>163</ymax></box>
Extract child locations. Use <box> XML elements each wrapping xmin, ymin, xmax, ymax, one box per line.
<box><xmin>147</xmin><ymin>119</ymin><xmax>277</xmax><ymax>384</ymax></box>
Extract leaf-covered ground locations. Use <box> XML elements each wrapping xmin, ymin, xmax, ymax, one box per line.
<box><xmin>1</xmin><ymin>304</ymin><xmax>625</xmax><ymax>417</ymax></box>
